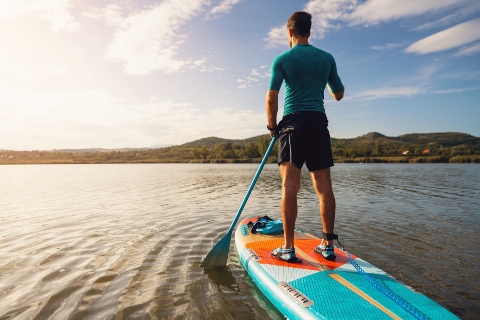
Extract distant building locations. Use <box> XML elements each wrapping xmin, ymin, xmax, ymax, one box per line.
<box><xmin>422</xmin><ymin>149</ymin><xmax>431</xmax><ymax>155</ymax></box>
<box><xmin>402</xmin><ymin>150</ymin><xmax>410</xmax><ymax>155</ymax></box>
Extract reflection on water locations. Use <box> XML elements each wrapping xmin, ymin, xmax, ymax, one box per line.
<box><xmin>0</xmin><ymin>163</ymin><xmax>479</xmax><ymax>319</ymax></box>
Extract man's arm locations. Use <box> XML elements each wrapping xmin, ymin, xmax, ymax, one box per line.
<box><xmin>328</xmin><ymin>86</ymin><xmax>344</xmax><ymax>101</ymax></box>
<box><xmin>266</xmin><ymin>90</ymin><xmax>279</xmax><ymax>137</ymax></box>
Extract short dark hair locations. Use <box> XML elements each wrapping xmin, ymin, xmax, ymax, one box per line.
<box><xmin>287</xmin><ymin>11</ymin><xmax>312</xmax><ymax>37</ymax></box>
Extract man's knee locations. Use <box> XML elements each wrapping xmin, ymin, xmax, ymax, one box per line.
<box><xmin>282</xmin><ymin>178</ymin><xmax>300</xmax><ymax>195</ymax></box>
<box><xmin>311</xmin><ymin>168</ymin><xmax>333</xmax><ymax>194</ymax></box>
<box><xmin>280</xmin><ymin>162</ymin><xmax>301</xmax><ymax>195</ymax></box>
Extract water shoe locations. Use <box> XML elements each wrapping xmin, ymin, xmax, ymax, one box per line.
<box><xmin>271</xmin><ymin>246</ymin><xmax>302</xmax><ymax>263</ymax></box>
<box><xmin>314</xmin><ymin>244</ymin><xmax>336</xmax><ymax>261</ymax></box>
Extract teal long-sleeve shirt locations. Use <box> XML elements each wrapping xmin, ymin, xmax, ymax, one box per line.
<box><xmin>269</xmin><ymin>44</ymin><xmax>344</xmax><ymax>117</ymax></box>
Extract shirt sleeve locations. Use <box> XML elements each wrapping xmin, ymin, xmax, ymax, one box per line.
<box><xmin>268</xmin><ymin>55</ymin><xmax>284</xmax><ymax>91</ymax></box>
<box><xmin>327</xmin><ymin>57</ymin><xmax>344</xmax><ymax>94</ymax></box>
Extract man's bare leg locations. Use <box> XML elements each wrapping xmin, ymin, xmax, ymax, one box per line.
<box><xmin>311</xmin><ymin>168</ymin><xmax>336</xmax><ymax>247</ymax></box>
<box><xmin>280</xmin><ymin>162</ymin><xmax>301</xmax><ymax>249</ymax></box>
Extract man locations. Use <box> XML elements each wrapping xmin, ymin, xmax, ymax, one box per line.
<box><xmin>266</xmin><ymin>11</ymin><xmax>344</xmax><ymax>263</ymax></box>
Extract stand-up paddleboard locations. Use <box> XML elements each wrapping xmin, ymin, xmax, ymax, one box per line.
<box><xmin>235</xmin><ymin>216</ymin><xmax>458</xmax><ymax>320</ymax></box>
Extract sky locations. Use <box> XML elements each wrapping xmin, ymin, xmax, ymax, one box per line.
<box><xmin>1</xmin><ymin>0</ymin><xmax>479</xmax><ymax>150</ymax></box>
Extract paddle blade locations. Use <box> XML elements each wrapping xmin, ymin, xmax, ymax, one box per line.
<box><xmin>200</xmin><ymin>231</ymin><xmax>232</xmax><ymax>269</ymax></box>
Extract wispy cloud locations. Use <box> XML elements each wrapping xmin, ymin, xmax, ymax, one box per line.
<box><xmin>347</xmin><ymin>86</ymin><xmax>424</xmax><ymax>101</ymax></box>
<box><xmin>0</xmin><ymin>0</ymin><xmax>80</xmax><ymax>32</ymax></box>
<box><xmin>345</xmin><ymin>84</ymin><xmax>480</xmax><ymax>102</ymax></box>
<box><xmin>264</xmin><ymin>0</ymin><xmax>356</xmax><ymax>48</ymax></box>
<box><xmin>0</xmin><ymin>1</ymin><xmax>24</xmax><ymax>19</ymax></box>
<box><xmin>406</xmin><ymin>18</ymin><xmax>480</xmax><ymax>54</ymax></box>
<box><xmin>237</xmin><ymin>66</ymin><xmax>269</xmax><ymax>89</ymax></box>
<box><xmin>206</xmin><ymin>0</ymin><xmax>243</xmax><ymax>20</ymax></box>
<box><xmin>413</xmin><ymin>2</ymin><xmax>480</xmax><ymax>31</ymax></box>
<box><xmin>453</xmin><ymin>41</ymin><xmax>480</xmax><ymax>57</ymax></box>
<box><xmin>0</xmin><ymin>88</ymin><xmax>265</xmax><ymax>150</ymax></box>
<box><xmin>88</xmin><ymin>0</ymin><xmax>210</xmax><ymax>75</ymax></box>
<box><xmin>348</xmin><ymin>0</ymin><xmax>461</xmax><ymax>26</ymax></box>
<box><xmin>264</xmin><ymin>0</ymin><xmax>471</xmax><ymax>49</ymax></box>
<box><xmin>370</xmin><ymin>42</ymin><xmax>405</xmax><ymax>51</ymax></box>
<box><xmin>264</xmin><ymin>25</ymin><xmax>287</xmax><ymax>49</ymax></box>
<box><xmin>430</xmin><ymin>87</ymin><xmax>480</xmax><ymax>94</ymax></box>
<box><xmin>84</xmin><ymin>4</ymin><xmax>125</xmax><ymax>27</ymax></box>
<box><xmin>43</xmin><ymin>63</ymin><xmax>67</xmax><ymax>76</ymax></box>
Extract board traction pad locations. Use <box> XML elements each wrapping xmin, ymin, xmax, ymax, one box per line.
<box><xmin>235</xmin><ymin>216</ymin><xmax>459</xmax><ymax>320</ymax></box>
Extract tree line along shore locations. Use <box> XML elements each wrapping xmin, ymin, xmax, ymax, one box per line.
<box><xmin>1</xmin><ymin>132</ymin><xmax>479</xmax><ymax>165</ymax></box>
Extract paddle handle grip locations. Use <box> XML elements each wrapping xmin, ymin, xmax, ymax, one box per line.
<box><xmin>228</xmin><ymin>135</ymin><xmax>278</xmax><ymax>231</ymax></box>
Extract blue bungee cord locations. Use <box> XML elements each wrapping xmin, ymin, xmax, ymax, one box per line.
<box><xmin>335</xmin><ymin>239</ymin><xmax>428</xmax><ymax>320</ymax></box>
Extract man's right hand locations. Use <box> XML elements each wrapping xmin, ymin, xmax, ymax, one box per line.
<box><xmin>266</xmin><ymin>90</ymin><xmax>279</xmax><ymax>137</ymax></box>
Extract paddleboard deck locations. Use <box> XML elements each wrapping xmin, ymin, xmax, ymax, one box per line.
<box><xmin>235</xmin><ymin>216</ymin><xmax>458</xmax><ymax>320</ymax></box>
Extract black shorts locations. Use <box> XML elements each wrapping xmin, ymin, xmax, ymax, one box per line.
<box><xmin>277</xmin><ymin>111</ymin><xmax>334</xmax><ymax>171</ymax></box>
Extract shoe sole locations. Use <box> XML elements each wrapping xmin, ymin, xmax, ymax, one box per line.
<box><xmin>271</xmin><ymin>253</ymin><xmax>302</xmax><ymax>263</ymax></box>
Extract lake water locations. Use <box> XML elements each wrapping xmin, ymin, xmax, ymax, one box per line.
<box><xmin>0</xmin><ymin>163</ymin><xmax>479</xmax><ymax>319</ymax></box>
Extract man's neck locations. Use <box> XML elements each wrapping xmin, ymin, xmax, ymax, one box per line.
<box><xmin>291</xmin><ymin>36</ymin><xmax>309</xmax><ymax>48</ymax></box>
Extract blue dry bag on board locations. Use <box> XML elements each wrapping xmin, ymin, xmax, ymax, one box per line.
<box><xmin>247</xmin><ymin>216</ymin><xmax>284</xmax><ymax>235</ymax></box>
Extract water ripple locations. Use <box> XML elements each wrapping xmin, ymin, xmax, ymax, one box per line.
<box><xmin>0</xmin><ymin>163</ymin><xmax>478</xmax><ymax>319</ymax></box>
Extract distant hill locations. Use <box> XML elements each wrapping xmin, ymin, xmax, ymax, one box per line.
<box><xmin>180</xmin><ymin>136</ymin><xmax>244</xmax><ymax>148</ymax></box>
<box><xmin>394</xmin><ymin>132</ymin><xmax>479</xmax><ymax>147</ymax></box>
<box><xmin>3</xmin><ymin>132</ymin><xmax>477</xmax><ymax>153</ymax></box>
<box><xmin>1</xmin><ymin>132</ymin><xmax>479</xmax><ymax>164</ymax></box>
<box><xmin>333</xmin><ymin>131</ymin><xmax>479</xmax><ymax>145</ymax></box>
<box><xmin>333</xmin><ymin>132</ymin><xmax>399</xmax><ymax>145</ymax></box>
<box><xmin>179</xmin><ymin>135</ymin><xmax>267</xmax><ymax>148</ymax></box>
<box><xmin>181</xmin><ymin>131</ymin><xmax>480</xmax><ymax>149</ymax></box>
<box><xmin>328</xmin><ymin>131</ymin><xmax>480</xmax><ymax>162</ymax></box>
<box><xmin>51</xmin><ymin>148</ymin><xmax>151</xmax><ymax>153</ymax></box>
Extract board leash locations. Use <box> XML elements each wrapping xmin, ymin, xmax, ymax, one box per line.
<box><xmin>335</xmin><ymin>239</ymin><xmax>428</xmax><ymax>320</ymax></box>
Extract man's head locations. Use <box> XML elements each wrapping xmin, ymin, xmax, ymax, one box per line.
<box><xmin>287</xmin><ymin>11</ymin><xmax>312</xmax><ymax>38</ymax></box>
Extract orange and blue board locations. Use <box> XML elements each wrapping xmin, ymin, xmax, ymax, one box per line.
<box><xmin>235</xmin><ymin>216</ymin><xmax>458</xmax><ymax>320</ymax></box>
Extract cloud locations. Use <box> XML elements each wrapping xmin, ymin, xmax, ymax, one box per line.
<box><xmin>348</xmin><ymin>0</ymin><xmax>461</xmax><ymax>26</ymax></box>
<box><xmin>370</xmin><ymin>42</ymin><xmax>405</xmax><ymax>51</ymax></box>
<box><xmin>413</xmin><ymin>2</ymin><xmax>480</xmax><ymax>31</ymax></box>
<box><xmin>430</xmin><ymin>87</ymin><xmax>480</xmax><ymax>94</ymax></box>
<box><xmin>264</xmin><ymin>0</ymin><xmax>473</xmax><ymax>49</ymax></box>
<box><xmin>44</xmin><ymin>63</ymin><xmax>67</xmax><ymax>75</ymax></box>
<box><xmin>0</xmin><ymin>1</ymin><xmax>25</xmax><ymax>19</ymax></box>
<box><xmin>0</xmin><ymin>88</ymin><xmax>265</xmax><ymax>150</ymax></box>
<box><xmin>83</xmin><ymin>4</ymin><xmax>125</xmax><ymax>27</ymax></box>
<box><xmin>406</xmin><ymin>18</ymin><xmax>480</xmax><ymax>54</ymax></box>
<box><xmin>88</xmin><ymin>0</ymin><xmax>210</xmax><ymax>75</ymax></box>
<box><xmin>347</xmin><ymin>86</ymin><xmax>424</xmax><ymax>101</ymax></box>
<box><xmin>305</xmin><ymin>0</ymin><xmax>357</xmax><ymax>37</ymax></box>
<box><xmin>264</xmin><ymin>0</ymin><xmax>356</xmax><ymax>48</ymax></box>
<box><xmin>206</xmin><ymin>0</ymin><xmax>243</xmax><ymax>19</ymax></box>
<box><xmin>453</xmin><ymin>41</ymin><xmax>480</xmax><ymax>57</ymax></box>
<box><xmin>0</xmin><ymin>0</ymin><xmax>80</xmax><ymax>32</ymax></box>
<box><xmin>237</xmin><ymin>66</ymin><xmax>269</xmax><ymax>89</ymax></box>
<box><xmin>264</xmin><ymin>25</ymin><xmax>287</xmax><ymax>49</ymax></box>
<box><xmin>344</xmin><ymin>84</ymin><xmax>480</xmax><ymax>102</ymax></box>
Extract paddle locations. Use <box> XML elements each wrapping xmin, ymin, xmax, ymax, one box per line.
<box><xmin>200</xmin><ymin>135</ymin><xmax>278</xmax><ymax>268</ymax></box>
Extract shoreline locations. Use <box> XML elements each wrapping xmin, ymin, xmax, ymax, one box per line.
<box><xmin>1</xmin><ymin>156</ymin><xmax>479</xmax><ymax>165</ymax></box>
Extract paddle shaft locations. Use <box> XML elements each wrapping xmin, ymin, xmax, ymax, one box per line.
<box><xmin>200</xmin><ymin>135</ymin><xmax>277</xmax><ymax>268</ymax></box>
<box><xmin>227</xmin><ymin>135</ymin><xmax>278</xmax><ymax>232</ymax></box>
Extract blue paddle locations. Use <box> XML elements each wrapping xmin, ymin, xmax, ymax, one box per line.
<box><xmin>200</xmin><ymin>135</ymin><xmax>278</xmax><ymax>268</ymax></box>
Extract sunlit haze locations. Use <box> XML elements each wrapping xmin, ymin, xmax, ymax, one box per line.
<box><xmin>1</xmin><ymin>0</ymin><xmax>479</xmax><ymax>150</ymax></box>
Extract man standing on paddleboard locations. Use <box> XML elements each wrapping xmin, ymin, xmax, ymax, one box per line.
<box><xmin>266</xmin><ymin>11</ymin><xmax>344</xmax><ymax>263</ymax></box>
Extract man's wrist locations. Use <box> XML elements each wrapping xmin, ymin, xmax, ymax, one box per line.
<box><xmin>267</xmin><ymin>124</ymin><xmax>277</xmax><ymax>131</ymax></box>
